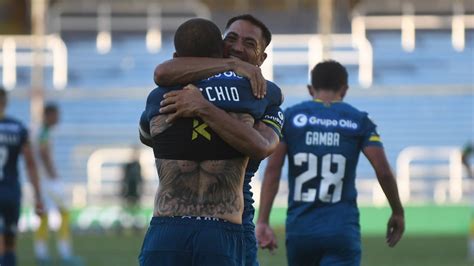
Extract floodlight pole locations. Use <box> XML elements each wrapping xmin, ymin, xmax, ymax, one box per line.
<box><xmin>31</xmin><ymin>0</ymin><xmax>48</xmax><ymax>132</ymax></box>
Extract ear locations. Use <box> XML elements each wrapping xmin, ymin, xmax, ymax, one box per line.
<box><xmin>173</xmin><ymin>52</ymin><xmax>178</xmax><ymax>58</ymax></box>
<box><xmin>340</xmin><ymin>85</ymin><xmax>349</xmax><ymax>99</ymax></box>
<box><xmin>307</xmin><ymin>85</ymin><xmax>315</xmax><ymax>97</ymax></box>
<box><xmin>258</xmin><ymin>52</ymin><xmax>267</xmax><ymax>67</ymax></box>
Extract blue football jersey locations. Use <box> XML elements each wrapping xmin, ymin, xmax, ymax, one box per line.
<box><xmin>0</xmin><ymin>117</ymin><xmax>28</xmax><ymax>186</ymax></box>
<box><xmin>282</xmin><ymin>100</ymin><xmax>382</xmax><ymax>235</ymax></box>
<box><xmin>143</xmin><ymin>71</ymin><xmax>283</xmax><ymax>161</ymax></box>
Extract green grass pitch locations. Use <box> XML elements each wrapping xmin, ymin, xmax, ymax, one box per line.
<box><xmin>17</xmin><ymin>229</ymin><xmax>470</xmax><ymax>266</ymax></box>
<box><xmin>16</xmin><ymin>205</ymin><xmax>472</xmax><ymax>265</ymax></box>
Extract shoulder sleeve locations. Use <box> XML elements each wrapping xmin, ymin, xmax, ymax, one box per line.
<box><xmin>261</xmin><ymin>81</ymin><xmax>284</xmax><ymax>137</ymax></box>
<box><xmin>266</xmin><ymin>81</ymin><xmax>284</xmax><ymax>106</ymax></box>
<box><xmin>361</xmin><ymin>114</ymin><xmax>383</xmax><ymax>148</ymax></box>
<box><xmin>261</xmin><ymin>105</ymin><xmax>284</xmax><ymax>138</ymax></box>
<box><xmin>145</xmin><ymin>87</ymin><xmax>166</xmax><ymax>120</ymax></box>
<box><xmin>139</xmin><ymin>110</ymin><xmax>151</xmax><ymax>140</ymax></box>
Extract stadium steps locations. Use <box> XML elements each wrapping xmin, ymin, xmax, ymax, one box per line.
<box><xmin>6</xmin><ymin>31</ymin><xmax>473</xmax><ymax>186</ymax></box>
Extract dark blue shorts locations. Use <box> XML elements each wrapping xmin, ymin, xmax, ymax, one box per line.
<box><xmin>286</xmin><ymin>232</ymin><xmax>361</xmax><ymax>266</ymax></box>
<box><xmin>243</xmin><ymin>225</ymin><xmax>258</xmax><ymax>266</ymax></box>
<box><xmin>242</xmin><ymin>205</ymin><xmax>258</xmax><ymax>266</ymax></box>
<box><xmin>0</xmin><ymin>187</ymin><xmax>21</xmax><ymax>237</ymax></box>
<box><xmin>139</xmin><ymin>216</ymin><xmax>244</xmax><ymax>266</ymax></box>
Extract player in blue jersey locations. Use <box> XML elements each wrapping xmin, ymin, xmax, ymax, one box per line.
<box><xmin>139</xmin><ymin>18</ymin><xmax>282</xmax><ymax>266</ymax></box>
<box><xmin>153</xmin><ymin>14</ymin><xmax>281</xmax><ymax>266</ymax></box>
<box><xmin>0</xmin><ymin>88</ymin><xmax>43</xmax><ymax>266</ymax></box>
<box><xmin>256</xmin><ymin>61</ymin><xmax>405</xmax><ymax>266</ymax></box>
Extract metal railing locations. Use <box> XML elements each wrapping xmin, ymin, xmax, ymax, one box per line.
<box><xmin>396</xmin><ymin>146</ymin><xmax>468</xmax><ymax>204</ymax></box>
<box><xmin>261</xmin><ymin>34</ymin><xmax>373</xmax><ymax>88</ymax></box>
<box><xmin>20</xmin><ymin>143</ymin><xmax>474</xmax><ymax>208</ymax></box>
<box><xmin>49</xmin><ymin>0</ymin><xmax>211</xmax><ymax>54</ymax></box>
<box><xmin>352</xmin><ymin>1</ymin><xmax>474</xmax><ymax>52</ymax></box>
<box><xmin>0</xmin><ymin>34</ymin><xmax>68</xmax><ymax>90</ymax></box>
<box><xmin>86</xmin><ymin>147</ymin><xmax>158</xmax><ymax>205</ymax></box>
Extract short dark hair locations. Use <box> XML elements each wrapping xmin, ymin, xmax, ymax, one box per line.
<box><xmin>225</xmin><ymin>14</ymin><xmax>272</xmax><ymax>48</ymax></box>
<box><xmin>174</xmin><ymin>18</ymin><xmax>223</xmax><ymax>58</ymax></box>
<box><xmin>44</xmin><ymin>102</ymin><xmax>59</xmax><ymax>114</ymax></box>
<box><xmin>311</xmin><ymin>60</ymin><xmax>348</xmax><ymax>92</ymax></box>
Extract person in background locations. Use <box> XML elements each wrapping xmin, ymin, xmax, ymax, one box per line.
<box><xmin>462</xmin><ymin>142</ymin><xmax>473</xmax><ymax>179</ymax></box>
<box><xmin>0</xmin><ymin>87</ymin><xmax>43</xmax><ymax>266</ymax></box>
<box><xmin>256</xmin><ymin>60</ymin><xmax>405</xmax><ymax>266</ymax></box>
<box><xmin>33</xmin><ymin>103</ymin><xmax>82</xmax><ymax>266</ymax></box>
<box><xmin>120</xmin><ymin>146</ymin><xmax>143</xmax><ymax>232</ymax></box>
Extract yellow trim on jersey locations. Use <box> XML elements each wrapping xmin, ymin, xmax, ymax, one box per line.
<box><xmin>369</xmin><ymin>135</ymin><xmax>381</xmax><ymax>142</ymax></box>
<box><xmin>313</xmin><ymin>98</ymin><xmax>341</xmax><ymax>103</ymax></box>
<box><xmin>262</xmin><ymin>119</ymin><xmax>282</xmax><ymax>136</ymax></box>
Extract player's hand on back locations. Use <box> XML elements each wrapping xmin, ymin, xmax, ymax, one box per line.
<box><xmin>160</xmin><ymin>84</ymin><xmax>211</xmax><ymax>123</ymax></box>
<box><xmin>256</xmin><ymin>222</ymin><xmax>278</xmax><ymax>253</ymax></box>
<box><xmin>386</xmin><ymin>212</ymin><xmax>405</xmax><ymax>247</ymax></box>
<box><xmin>232</xmin><ymin>59</ymin><xmax>266</xmax><ymax>99</ymax></box>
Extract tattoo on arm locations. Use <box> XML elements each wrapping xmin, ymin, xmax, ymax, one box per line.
<box><xmin>150</xmin><ymin>115</ymin><xmax>171</xmax><ymax>137</ymax></box>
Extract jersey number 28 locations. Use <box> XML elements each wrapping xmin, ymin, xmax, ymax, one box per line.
<box><xmin>293</xmin><ymin>152</ymin><xmax>346</xmax><ymax>203</ymax></box>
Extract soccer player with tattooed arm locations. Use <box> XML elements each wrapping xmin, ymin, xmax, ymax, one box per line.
<box><xmin>151</xmin><ymin>14</ymin><xmax>282</xmax><ymax>266</ymax></box>
<box><xmin>139</xmin><ymin>18</ymin><xmax>283</xmax><ymax>266</ymax></box>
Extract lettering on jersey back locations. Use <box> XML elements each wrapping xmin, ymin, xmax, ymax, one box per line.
<box><xmin>292</xmin><ymin>114</ymin><xmax>358</xmax><ymax>130</ymax></box>
<box><xmin>206</xmin><ymin>71</ymin><xmax>243</xmax><ymax>80</ymax></box>
<box><xmin>305</xmin><ymin>131</ymin><xmax>340</xmax><ymax>147</ymax></box>
<box><xmin>0</xmin><ymin>133</ymin><xmax>20</xmax><ymax>145</ymax></box>
<box><xmin>200</xmin><ymin>86</ymin><xmax>240</xmax><ymax>102</ymax></box>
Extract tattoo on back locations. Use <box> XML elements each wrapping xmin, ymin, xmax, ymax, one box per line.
<box><xmin>149</xmin><ymin>112</ymin><xmax>253</xmax><ymax>218</ymax></box>
<box><xmin>154</xmin><ymin>158</ymin><xmax>247</xmax><ymax>216</ymax></box>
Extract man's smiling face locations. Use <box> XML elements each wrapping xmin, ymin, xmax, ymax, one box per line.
<box><xmin>223</xmin><ymin>19</ymin><xmax>267</xmax><ymax>67</ymax></box>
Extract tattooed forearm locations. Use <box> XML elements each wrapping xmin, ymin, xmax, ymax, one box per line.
<box><xmin>154</xmin><ymin>158</ymin><xmax>248</xmax><ymax>218</ymax></box>
<box><xmin>150</xmin><ymin>115</ymin><xmax>171</xmax><ymax>137</ymax></box>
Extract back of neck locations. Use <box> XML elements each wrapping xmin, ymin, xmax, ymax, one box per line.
<box><xmin>313</xmin><ymin>91</ymin><xmax>341</xmax><ymax>103</ymax></box>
